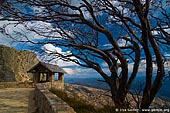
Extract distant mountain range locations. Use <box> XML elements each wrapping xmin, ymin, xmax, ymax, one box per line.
<box><xmin>65</xmin><ymin>76</ymin><xmax>170</xmax><ymax>100</ymax></box>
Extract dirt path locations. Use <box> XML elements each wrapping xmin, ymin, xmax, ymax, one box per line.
<box><xmin>0</xmin><ymin>88</ymin><xmax>37</xmax><ymax>113</ymax></box>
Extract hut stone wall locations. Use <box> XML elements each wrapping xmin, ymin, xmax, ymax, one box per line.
<box><xmin>35</xmin><ymin>84</ymin><xmax>75</xmax><ymax>113</ymax></box>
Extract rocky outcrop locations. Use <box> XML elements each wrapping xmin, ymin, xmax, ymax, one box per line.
<box><xmin>0</xmin><ymin>45</ymin><xmax>38</xmax><ymax>82</ymax></box>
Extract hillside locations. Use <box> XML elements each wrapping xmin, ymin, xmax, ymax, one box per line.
<box><xmin>64</xmin><ymin>83</ymin><xmax>170</xmax><ymax>110</ymax></box>
<box><xmin>0</xmin><ymin>45</ymin><xmax>38</xmax><ymax>82</ymax></box>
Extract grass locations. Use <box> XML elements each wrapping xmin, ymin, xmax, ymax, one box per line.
<box><xmin>50</xmin><ymin>88</ymin><xmax>96</xmax><ymax>113</ymax></box>
<box><xmin>50</xmin><ymin>88</ymin><xmax>134</xmax><ymax>113</ymax></box>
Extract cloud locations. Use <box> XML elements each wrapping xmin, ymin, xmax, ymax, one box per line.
<box><xmin>41</xmin><ymin>43</ymin><xmax>79</xmax><ymax>68</ymax></box>
<box><xmin>42</xmin><ymin>43</ymin><xmax>62</xmax><ymax>53</ymax></box>
<box><xmin>0</xmin><ymin>19</ymin><xmax>91</xmax><ymax>78</ymax></box>
<box><xmin>70</xmin><ymin>0</ymin><xmax>83</xmax><ymax>6</ymax></box>
<box><xmin>0</xmin><ymin>18</ymin><xmax>64</xmax><ymax>48</ymax></box>
<box><xmin>0</xmin><ymin>20</ymin><xmax>18</xmax><ymax>46</ymax></box>
<box><xmin>64</xmin><ymin>67</ymin><xmax>99</xmax><ymax>78</ymax></box>
<box><xmin>39</xmin><ymin>44</ymin><xmax>100</xmax><ymax>78</ymax></box>
<box><xmin>102</xmin><ymin>38</ymin><xmax>129</xmax><ymax>49</ymax></box>
<box><xmin>0</xmin><ymin>20</ymin><xmax>48</xmax><ymax>47</ymax></box>
<box><xmin>152</xmin><ymin>26</ymin><xmax>170</xmax><ymax>36</ymax></box>
<box><xmin>63</xmin><ymin>68</ymin><xmax>74</xmax><ymax>75</ymax></box>
<box><xmin>117</xmin><ymin>38</ymin><xmax>128</xmax><ymax>46</ymax></box>
<box><xmin>26</xmin><ymin>21</ymin><xmax>62</xmax><ymax>38</ymax></box>
<box><xmin>103</xmin><ymin>44</ymin><xmax>112</xmax><ymax>47</ymax></box>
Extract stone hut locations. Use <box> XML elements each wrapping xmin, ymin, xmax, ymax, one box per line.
<box><xmin>28</xmin><ymin>62</ymin><xmax>66</xmax><ymax>89</ymax></box>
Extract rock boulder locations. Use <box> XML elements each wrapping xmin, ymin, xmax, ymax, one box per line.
<box><xmin>0</xmin><ymin>45</ymin><xmax>38</xmax><ymax>82</ymax></box>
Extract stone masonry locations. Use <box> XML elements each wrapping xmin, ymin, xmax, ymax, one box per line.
<box><xmin>35</xmin><ymin>84</ymin><xmax>75</xmax><ymax>113</ymax></box>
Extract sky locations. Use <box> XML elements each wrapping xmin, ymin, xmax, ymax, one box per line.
<box><xmin>0</xmin><ymin>0</ymin><xmax>170</xmax><ymax>78</ymax></box>
<box><xmin>0</xmin><ymin>20</ymin><xmax>101</xmax><ymax>78</ymax></box>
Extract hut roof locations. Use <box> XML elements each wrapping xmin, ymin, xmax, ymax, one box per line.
<box><xmin>28</xmin><ymin>62</ymin><xmax>66</xmax><ymax>73</ymax></box>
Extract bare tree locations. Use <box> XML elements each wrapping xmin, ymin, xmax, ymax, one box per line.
<box><xmin>0</xmin><ymin>0</ymin><xmax>170</xmax><ymax>111</ymax></box>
